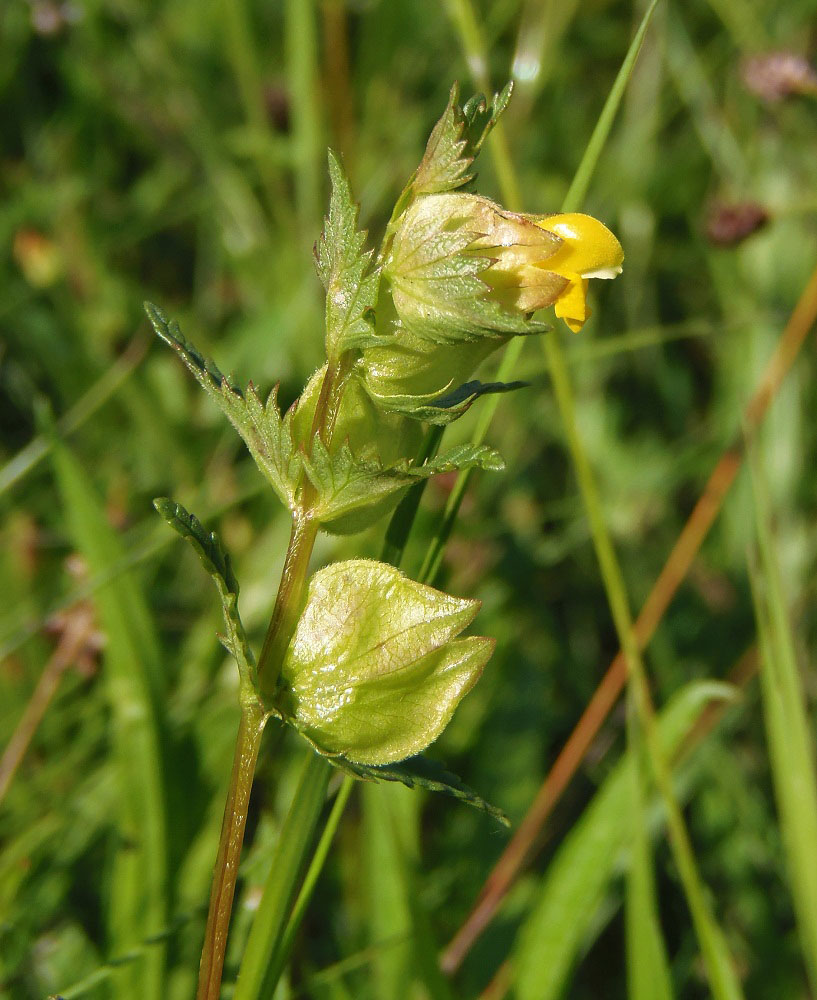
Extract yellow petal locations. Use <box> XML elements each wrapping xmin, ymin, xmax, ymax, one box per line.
<box><xmin>535</xmin><ymin>213</ymin><xmax>623</xmax><ymax>278</ymax></box>
<box><xmin>553</xmin><ymin>274</ymin><xmax>589</xmax><ymax>333</ymax></box>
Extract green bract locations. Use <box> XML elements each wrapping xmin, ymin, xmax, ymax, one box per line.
<box><xmin>277</xmin><ymin>560</ymin><xmax>494</xmax><ymax>764</ymax></box>
<box><xmin>315</xmin><ymin>151</ymin><xmax>384</xmax><ymax>361</ymax></box>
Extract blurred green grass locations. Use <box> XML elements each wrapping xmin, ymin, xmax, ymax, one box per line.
<box><xmin>2</xmin><ymin>0</ymin><xmax>817</xmax><ymax>997</ymax></box>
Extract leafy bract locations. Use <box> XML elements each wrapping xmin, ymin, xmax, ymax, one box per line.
<box><xmin>410</xmin><ymin>82</ymin><xmax>513</xmax><ymax>198</ymax></box>
<box><xmin>153</xmin><ymin>498</ymin><xmax>256</xmax><ymax>690</ymax></box>
<box><xmin>278</xmin><ymin>560</ymin><xmax>493</xmax><ymax>764</ymax></box>
<box><xmin>302</xmin><ymin>438</ymin><xmax>503</xmax><ymax>532</ymax></box>
<box><xmin>314</xmin><ymin>151</ymin><xmax>382</xmax><ymax>359</ymax></box>
<box><xmin>146</xmin><ymin>303</ymin><xmax>300</xmax><ymax>511</ymax></box>
<box><xmin>337</xmin><ymin>754</ymin><xmax>509</xmax><ymax>826</ymax></box>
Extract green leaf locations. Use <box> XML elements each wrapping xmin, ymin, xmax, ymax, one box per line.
<box><xmin>411</xmin><ymin>82</ymin><xmax>513</xmax><ymax>198</ymax></box>
<box><xmin>748</xmin><ymin>438</ymin><xmax>817</xmax><ymax>994</ymax></box>
<box><xmin>361</xmin><ymin>784</ymin><xmax>419</xmax><ymax>1000</ymax></box>
<box><xmin>513</xmin><ymin>681</ymin><xmax>734</xmax><ymax>1000</ymax></box>
<box><xmin>626</xmin><ymin>745</ymin><xmax>675</xmax><ymax>1000</ymax></box>
<box><xmin>314</xmin><ymin>151</ymin><xmax>383</xmax><ymax>359</ymax></box>
<box><xmin>51</xmin><ymin>438</ymin><xmax>168</xmax><ymax>1000</ymax></box>
<box><xmin>335</xmin><ymin>754</ymin><xmax>509</xmax><ymax>827</ymax></box>
<box><xmin>301</xmin><ymin>437</ymin><xmax>503</xmax><ymax>531</ymax></box>
<box><xmin>145</xmin><ymin>303</ymin><xmax>301</xmax><ymax>510</ymax></box>
<box><xmin>153</xmin><ymin>498</ymin><xmax>257</xmax><ymax>691</ymax></box>
<box><xmin>367</xmin><ymin>378</ymin><xmax>529</xmax><ymax>425</ymax></box>
<box><xmin>278</xmin><ymin>560</ymin><xmax>493</xmax><ymax>764</ymax></box>
<box><xmin>360</xmin><ymin>783</ymin><xmax>455</xmax><ymax>1000</ymax></box>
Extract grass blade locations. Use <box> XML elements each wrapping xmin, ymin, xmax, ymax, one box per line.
<box><xmin>233</xmin><ymin>749</ymin><xmax>331</xmax><ymax>1000</ymax></box>
<box><xmin>51</xmin><ymin>439</ymin><xmax>168</xmax><ymax>1000</ymax></box>
<box><xmin>748</xmin><ymin>439</ymin><xmax>817</xmax><ymax>993</ymax></box>
<box><xmin>362</xmin><ymin>783</ymin><xmax>454</xmax><ymax>1000</ymax></box>
<box><xmin>361</xmin><ymin>782</ymin><xmax>418</xmax><ymax>1000</ymax></box>
<box><xmin>626</xmin><ymin>736</ymin><xmax>675</xmax><ymax>1000</ymax></box>
<box><xmin>285</xmin><ymin>0</ymin><xmax>322</xmax><ymax>228</ymax></box>
<box><xmin>258</xmin><ymin>775</ymin><xmax>355</xmax><ymax>994</ymax></box>
<box><xmin>561</xmin><ymin>0</ymin><xmax>660</xmax><ymax>213</ymax></box>
<box><xmin>422</xmin><ymin>0</ymin><xmax>661</xmax><ymax>586</ymax></box>
<box><xmin>0</xmin><ymin>337</ymin><xmax>146</xmax><ymax>498</ymax></box>
<box><xmin>513</xmin><ymin>681</ymin><xmax>732</xmax><ymax>1000</ymax></box>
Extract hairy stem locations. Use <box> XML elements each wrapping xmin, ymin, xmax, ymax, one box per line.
<box><xmin>257</xmin><ymin>513</ymin><xmax>320</xmax><ymax>702</ymax></box>
<box><xmin>196</xmin><ymin>357</ymin><xmax>339</xmax><ymax>997</ymax></box>
<box><xmin>196</xmin><ymin>700</ymin><xmax>267</xmax><ymax>1000</ymax></box>
<box><xmin>196</xmin><ymin>512</ymin><xmax>318</xmax><ymax>999</ymax></box>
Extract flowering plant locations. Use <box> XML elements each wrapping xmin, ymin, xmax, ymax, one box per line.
<box><xmin>148</xmin><ymin>82</ymin><xmax>622</xmax><ymax>999</ymax></box>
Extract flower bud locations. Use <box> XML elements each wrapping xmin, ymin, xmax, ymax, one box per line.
<box><xmin>363</xmin><ymin>193</ymin><xmax>623</xmax><ymax>415</ymax></box>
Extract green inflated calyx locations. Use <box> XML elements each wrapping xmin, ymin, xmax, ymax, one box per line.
<box><xmin>276</xmin><ymin>560</ymin><xmax>494</xmax><ymax>764</ymax></box>
<box><xmin>363</xmin><ymin>189</ymin><xmax>555</xmax><ymax>423</ymax></box>
<box><xmin>289</xmin><ymin>363</ymin><xmax>503</xmax><ymax>532</ymax></box>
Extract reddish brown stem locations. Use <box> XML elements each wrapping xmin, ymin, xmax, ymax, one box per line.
<box><xmin>196</xmin><ymin>702</ymin><xmax>267</xmax><ymax>1000</ymax></box>
<box><xmin>0</xmin><ymin>607</ymin><xmax>96</xmax><ymax>805</ymax></box>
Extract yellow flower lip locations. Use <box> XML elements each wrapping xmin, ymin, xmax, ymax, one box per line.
<box><xmin>535</xmin><ymin>212</ymin><xmax>624</xmax><ymax>279</ymax></box>
<box><xmin>531</xmin><ymin>212</ymin><xmax>623</xmax><ymax>332</ymax></box>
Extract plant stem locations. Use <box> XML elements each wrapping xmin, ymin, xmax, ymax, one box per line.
<box><xmin>544</xmin><ymin>324</ymin><xmax>743</xmax><ymax>1000</ymax></box>
<box><xmin>257</xmin><ymin>356</ymin><xmax>342</xmax><ymax>701</ymax></box>
<box><xmin>233</xmin><ymin>751</ymin><xmax>333</xmax><ymax>1000</ymax></box>
<box><xmin>194</xmin><ymin>511</ymin><xmax>319</xmax><ymax>997</ymax></box>
<box><xmin>257</xmin><ymin>513</ymin><xmax>320</xmax><ymax>702</ymax></box>
<box><xmin>196</xmin><ymin>699</ymin><xmax>267</xmax><ymax>1000</ymax></box>
<box><xmin>196</xmin><ymin>356</ymin><xmax>338</xmax><ymax>997</ymax></box>
<box><xmin>195</xmin><ymin>517</ymin><xmax>318</xmax><ymax>999</ymax></box>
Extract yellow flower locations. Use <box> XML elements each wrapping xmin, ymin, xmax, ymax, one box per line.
<box><xmin>533</xmin><ymin>213</ymin><xmax>624</xmax><ymax>332</ymax></box>
<box><xmin>375</xmin><ymin>195</ymin><xmax>623</xmax><ymax>418</ymax></box>
<box><xmin>368</xmin><ymin>196</ymin><xmax>623</xmax><ymax>423</ymax></box>
<box><xmin>467</xmin><ymin>203</ymin><xmax>623</xmax><ymax>333</ymax></box>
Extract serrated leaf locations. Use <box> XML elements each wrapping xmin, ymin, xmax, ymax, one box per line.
<box><xmin>154</xmin><ymin>498</ymin><xmax>239</xmax><ymax>597</ymax></box>
<box><xmin>411</xmin><ymin>82</ymin><xmax>513</xmax><ymax>197</ymax></box>
<box><xmin>301</xmin><ymin>437</ymin><xmax>503</xmax><ymax>529</ymax></box>
<box><xmin>153</xmin><ymin>498</ymin><xmax>256</xmax><ymax>689</ymax></box>
<box><xmin>433</xmin><ymin>378</ymin><xmax>528</xmax><ymax>410</ymax></box>
<box><xmin>314</xmin><ymin>151</ymin><xmax>383</xmax><ymax>358</ymax></box>
<box><xmin>146</xmin><ymin>303</ymin><xmax>301</xmax><ymax>510</ymax></box>
<box><xmin>278</xmin><ymin>560</ymin><xmax>493</xmax><ymax>764</ymax></box>
<box><xmin>333</xmin><ymin>754</ymin><xmax>509</xmax><ymax>826</ymax></box>
<box><xmin>424</xmin><ymin>441</ymin><xmax>505</xmax><ymax>473</ymax></box>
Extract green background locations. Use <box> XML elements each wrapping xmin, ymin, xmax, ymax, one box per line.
<box><xmin>2</xmin><ymin>0</ymin><xmax>817</xmax><ymax>997</ymax></box>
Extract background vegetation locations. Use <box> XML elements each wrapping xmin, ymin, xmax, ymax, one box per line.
<box><xmin>2</xmin><ymin>0</ymin><xmax>817</xmax><ymax>997</ymax></box>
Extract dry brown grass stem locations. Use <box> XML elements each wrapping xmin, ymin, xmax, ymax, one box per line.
<box><xmin>0</xmin><ymin>601</ymin><xmax>99</xmax><ymax>805</ymax></box>
<box><xmin>441</xmin><ymin>261</ymin><xmax>817</xmax><ymax>975</ymax></box>
<box><xmin>473</xmin><ymin>645</ymin><xmax>760</xmax><ymax>1000</ymax></box>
